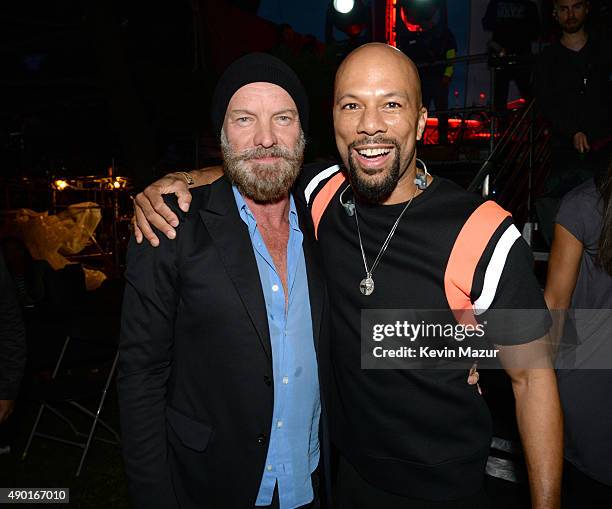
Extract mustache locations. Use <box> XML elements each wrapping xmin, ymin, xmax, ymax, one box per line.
<box><xmin>348</xmin><ymin>136</ymin><xmax>400</xmax><ymax>152</ymax></box>
<box><xmin>233</xmin><ymin>145</ymin><xmax>297</xmax><ymax>162</ymax></box>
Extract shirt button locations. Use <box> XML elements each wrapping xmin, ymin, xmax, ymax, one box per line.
<box><xmin>256</xmin><ymin>434</ymin><xmax>267</xmax><ymax>445</ymax></box>
<box><xmin>272</xmin><ymin>284</ymin><xmax>279</xmax><ymax>292</ymax></box>
<box><xmin>282</xmin><ymin>376</ymin><xmax>289</xmax><ymax>385</ymax></box>
<box><xmin>277</xmin><ymin>420</ymin><xmax>283</xmax><ymax>428</ymax></box>
<box><xmin>266</xmin><ymin>465</ymin><xmax>273</xmax><ymax>471</ymax></box>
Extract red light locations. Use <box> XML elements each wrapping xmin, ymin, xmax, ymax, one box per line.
<box><xmin>387</xmin><ymin>0</ymin><xmax>398</xmax><ymax>47</ymax></box>
<box><xmin>507</xmin><ymin>98</ymin><xmax>527</xmax><ymax>110</ymax></box>
<box><xmin>453</xmin><ymin>90</ymin><xmax>459</xmax><ymax>97</ymax></box>
<box><xmin>422</xmin><ymin>117</ymin><xmax>491</xmax><ymax>144</ymax></box>
<box><xmin>346</xmin><ymin>23</ymin><xmax>365</xmax><ymax>36</ymax></box>
<box><xmin>400</xmin><ymin>7</ymin><xmax>422</xmax><ymax>32</ymax></box>
<box><xmin>479</xmin><ymin>92</ymin><xmax>486</xmax><ymax>101</ymax></box>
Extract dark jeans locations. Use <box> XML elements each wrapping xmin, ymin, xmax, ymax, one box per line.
<box><xmin>562</xmin><ymin>461</ymin><xmax>612</xmax><ymax>509</ymax></box>
<box><xmin>536</xmin><ymin>143</ymin><xmax>610</xmax><ymax>246</ymax></box>
<box><xmin>256</xmin><ymin>471</ymin><xmax>320</xmax><ymax>509</ymax></box>
<box><xmin>544</xmin><ymin>143</ymin><xmax>610</xmax><ymax>198</ymax></box>
<box><xmin>337</xmin><ymin>455</ymin><xmax>491</xmax><ymax>509</ymax></box>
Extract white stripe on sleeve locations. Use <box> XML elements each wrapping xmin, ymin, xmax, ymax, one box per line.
<box><xmin>304</xmin><ymin>165</ymin><xmax>340</xmax><ymax>205</ymax></box>
<box><xmin>473</xmin><ymin>224</ymin><xmax>522</xmax><ymax>315</ymax></box>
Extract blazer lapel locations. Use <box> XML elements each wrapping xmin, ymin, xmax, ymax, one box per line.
<box><xmin>295</xmin><ymin>193</ymin><xmax>325</xmax><ymax>356</ymax></box>
<box><xmin>199</xmin><ymin>177</ymin><xmax>272</xmax><ymax>361</ymax></box>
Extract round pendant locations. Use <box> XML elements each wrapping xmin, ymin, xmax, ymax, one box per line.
<box><xmin>360</xmin><ymin>277</ymin><xmax>375</xmax><ymax>296</ymax></box>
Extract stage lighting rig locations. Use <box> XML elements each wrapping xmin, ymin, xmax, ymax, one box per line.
<box><xmin>398</xmin><ymin>0</ymin><xmax>442</xmax><ymax>27</ymax></box>
<box><xmin>333</xmin><ymin>0</ymin><xmax>355</xmax><ymax>14</ymax></box>
<box><xmin>326</xmin><ymin>0</ymin><xmax>369</xmax><ymax>42</ymax></box>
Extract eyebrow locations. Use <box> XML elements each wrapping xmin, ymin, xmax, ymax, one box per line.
<box><xmin>558</xmin><ymin>1</ymin><xmax>584</xmax><ymax>7</ymax></box>
<box><xmin>229</xmin><ymin>108</ymin><xmax>298</xmax><ymax>116</ymax></box>
<box><xmin>272</xmin><ymin>108</ymin><xmax>298</xmax><ymax>116</ymax></box>
<box><xmin>336</xmin><ymin>92</ymin><xmax>411</xmax><ymax>104</ymax></box>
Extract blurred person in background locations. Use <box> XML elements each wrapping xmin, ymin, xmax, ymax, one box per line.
<box><xmin>544</xmin><ymin>158</ymin><xmax>612</xmax><ymax>507</ymax></box>
<box><xmin>536</xmin><ymin>0</ymin><xmax>612</xmax><ymax>198</ymax></box>
<box><xmin>0</xmin><ymin>250</ymin><xmax>27</xmax><ymax>455</ymax></box>
<box><xmin>1</xmin><ymin>236</ymin><xmax>70</xmax><ymax>377</ymax></box>
<box><xmin>398</xmin><ymin>1</ymin><xmax>457</xmax><ymax>144</ymax></box>
<box><xmin>2</xmin><ymin>236</ymin><xmax>46</xmax><ymax>308</ymax></box>
<box><xmin>483</xmin><ymin>0</ymin><xmax>540</xmax><ymax>115</ymax></box>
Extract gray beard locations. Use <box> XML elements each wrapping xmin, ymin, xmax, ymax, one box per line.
<box><xmin>220</xmin><ymin>129</ymin><xmax>305</xmax><ymax>203</ymax></box>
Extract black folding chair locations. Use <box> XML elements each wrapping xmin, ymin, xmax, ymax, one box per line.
<box><xmin>21</xmin><ymin>271</ymin><xmax>122</xmax><ymax>476</ymax></box>
<box><xmin>21</xmin><ymin>330</ymin><xmax>120</xmax><ymax>476</ymax></box>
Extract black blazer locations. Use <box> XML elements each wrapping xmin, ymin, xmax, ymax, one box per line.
<box><xmin>118</xmin><ymin>176</ymin><xmax>332</xmax><ymax>509</ymax></box>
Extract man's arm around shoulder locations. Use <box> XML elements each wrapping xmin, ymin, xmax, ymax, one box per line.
<box><xmin>133</xmin><ymin>166</ymin><xmax>223</xmax><ymax>246</ymax></box>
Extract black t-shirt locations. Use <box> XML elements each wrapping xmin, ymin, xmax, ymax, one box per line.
<box><xmin>536</xmin><ymin>36</ymin><xmax>612</xmax><ymax>146</ymax></box>
<box><xmin>482</xmin><ymin>0</ymin><xmax>540</xmax><ymax>55</ymax></box>
<box><xmin>555</xmin><ymin>179</ymin><xmax>612</xmax><ymax>486</ymax></box>
<box><xmin>297</xmin><ymin>162</ymin><xmax>550</xmax><ymax>500</ymax></box>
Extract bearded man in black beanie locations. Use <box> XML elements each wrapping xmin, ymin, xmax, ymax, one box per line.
<box><xmin>118</xmin><ymin>53</ymin><xmax>330</xmax><ymax>509</ymax></box>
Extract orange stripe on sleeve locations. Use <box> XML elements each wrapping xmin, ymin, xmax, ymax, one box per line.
<box><xmin>444</xmin><ymin>201</ymin><xmax>511</xmax><ymax>325</ymax></box>
<box><xmin>311</xmin><ymin>172</ymin><xmax>347</xmax><ymax>240</ymax></box>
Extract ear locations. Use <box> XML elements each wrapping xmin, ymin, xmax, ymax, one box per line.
<box><xmin>416</xmin><ymin>106</ymin><xmax>428</xmax><ymax>141</ymax></box>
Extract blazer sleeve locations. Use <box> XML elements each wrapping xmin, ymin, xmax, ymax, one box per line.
<box><xmin>117</xmin><ymin>226</ymin><xmax>180</xmax><ymax>509</ymax></box>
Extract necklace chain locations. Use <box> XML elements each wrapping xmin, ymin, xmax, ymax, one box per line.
<box><xmin>354</xmin><ymin>187</ymin><xmax>418</xmax><ymax>292</ymax></box>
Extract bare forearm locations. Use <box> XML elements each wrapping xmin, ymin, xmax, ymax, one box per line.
<box><xmin>187</xmin><ymin>166</ymin><xmax>224</xmax><ymax>187</ymax></box>
<box><xmin>543</xmin><ymin>296</ymin><xmax>568</xmax><ymax>357</ymax></box>
<box><xmin>513</xmin><ymin>370</ymin><xmax>563</xmax><ymax>509</ymax></box>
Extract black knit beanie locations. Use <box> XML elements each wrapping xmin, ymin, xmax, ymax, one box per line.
<box><xmin>210</xmin><ymin>53</ymin><xmax>309</xmax><ymax>137</ymax></box>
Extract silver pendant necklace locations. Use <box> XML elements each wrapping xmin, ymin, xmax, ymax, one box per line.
<box><xmin>353</xmin><ymin>187</ymin><xmax>417</xmax><ymax>296</ymax></box>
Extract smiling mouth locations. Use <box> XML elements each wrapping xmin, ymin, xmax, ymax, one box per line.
<box><xmin>351</xmin><ymin>145</ymin><xmax>395</xmax><ymax>171</ymax></box>
<box><xmin>355</xmin><ymin>146</ymin><xmax>393</xmax><ymax>159</ymax></box>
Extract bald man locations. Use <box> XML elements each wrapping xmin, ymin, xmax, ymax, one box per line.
<box><xmin>133</xmin><ymin>44</ymin><xmax>562</xmax><ymax>509</ymax></box>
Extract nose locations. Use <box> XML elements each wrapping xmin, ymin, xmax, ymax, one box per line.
<box><xmin>252</xmin><ymin>120</ymin><xmax>277</xmax><ymax>148</ymax></box>
<box><xmin>356</xmin><ymin>106</ymin><xmax>387</xmax><ymax>137</ymax></box>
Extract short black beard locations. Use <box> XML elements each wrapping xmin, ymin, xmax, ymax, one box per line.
<box><xmin>561</xmin><ymin>18</ymin><xmax>585</xmax><ymax>34</ymax></box>
<box><xmin>347</xmin><ymin>137</ymin><xmax>403</xmax><ymax>203</ymax></box>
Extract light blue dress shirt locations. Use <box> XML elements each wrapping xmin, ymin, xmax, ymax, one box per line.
<box><xmin>232</xmin><ymin>186</ymin><xmax>321</xmax><ymax>509</ymax></box>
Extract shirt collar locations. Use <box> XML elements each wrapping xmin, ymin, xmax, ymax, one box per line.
<box><xmin>232</xmin><ymin>185</ymin><xmax>300</xmax><ymax>232</ymax></box>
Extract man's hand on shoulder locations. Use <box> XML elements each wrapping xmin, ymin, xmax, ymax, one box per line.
<box><xmin>133</xmin><ymin>167</ymin><xmax>224</xmax><ymax>247</ymax></box>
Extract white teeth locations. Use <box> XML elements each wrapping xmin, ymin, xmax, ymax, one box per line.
<box><xmin>357</xmin><ymin>147</ymin><xmax>391</xmax><ymax>157</ymax></box>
